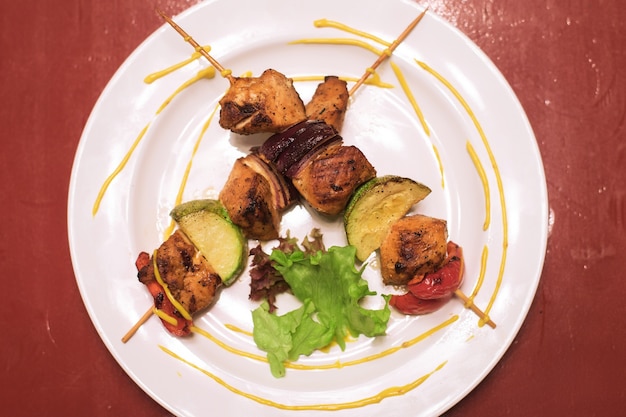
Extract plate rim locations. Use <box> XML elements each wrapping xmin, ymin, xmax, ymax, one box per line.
<box><xmin>68</xmin><ymin>0</ymin><xmax>549</xmax><ymax>415</ymax></box>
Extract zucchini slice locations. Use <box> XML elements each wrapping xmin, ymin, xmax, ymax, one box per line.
<box><xmin>170</xmin><ymin>199</ymin><xmax>247</xmax><ymax>286</ymax></box>
<box><xmin>344</xmin><ymin>176</ymin><xmax>431</xmax><ymax>262</ymax></box>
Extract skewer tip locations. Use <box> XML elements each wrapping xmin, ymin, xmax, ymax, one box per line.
<box><xmin>121</xmin><ymin>306</ymin><xmax>155</xmax><ymax>343</ymax></box>
<box><xmin>454</xmin><ymin>289</ymin><xmax>496</xmax><ymax>329</ymax></box>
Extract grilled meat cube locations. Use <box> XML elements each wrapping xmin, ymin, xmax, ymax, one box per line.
<box><xmin>290</xmin><ymin>143</ymin><xmax>376</xmax><ymax>216</ymax></box>
<box><xmin>219</xmin><ymin>69</ymin><xmax>307</xmax><ymax>135</ymax></box>
<box><xmin>137</xmin><ymin>230</ymin><xmax>222</xmax><ymax>315</ymax></box>
<box><xmin>305</xmin><ymin>76</ymin><xmax>349</xmax><ymax>132</ymax></box>
<box><xmin>379</xmin><ymin>215</ymin><xmax>448</xmax><ymax>286</ymax></box>
<box><xmin>219</xmin><ymin>157</ymin><xmax>282</xmax><ymax>240</ymax></box>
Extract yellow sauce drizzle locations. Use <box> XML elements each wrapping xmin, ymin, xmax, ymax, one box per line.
<box><xmin>156</xmin><ymin>67</ymin><xmax>216</xmax><ymax>114</ymax></box>
<box><xmin>144</xmin><ymin>45</ymin><xmax>212</xmax><ymax>84</ymax></box>
<box><xmin>163</xmin><ymin>103</ymin><xmax>221</xmax><ymax>238</ymax></box>
<box><xmin>153</xmin><ymin>308</ymin><xmax>178</xmax><ymax>326</ymax></box>
<box><xmin>191</xmin><ymin>326</ymin><xmax>268</xmax><ymax>362</ymax></box>
<box><xmin>467</xmin><ymin>245</ymin><xmax>489</xmax><ymax>306</ymax></box>
<box><xmin>390</xmin><ymin>61</ymin><xmax>429</xmax><ymax>136</ymax></box>
<box><xmin>466</xmin><ymin>140</ymin><xmax>491</xmax><ymax>230</ymax></box>
<box><xmin>417</xmin><ymin>60</ymin><xmax>508</xmax><ymax>326</ymax></box>
<box><xmin>289</xmin><ymin>38</ymin><xmax>383</xmax><ymax>56</ymax></box>
<box><xmin>92</xmin><ymin>123</ymin><xmax>150</xmax><ymax>216</ymax></box>
<box><xmin>292</xmin><ymin>315</ymin><xmax>457</xmax><ymax>371</ymax></box>
<box><xmin>313</xmin><ymin>19</ymin><xmax>392</xmax><ymax>47</ymax></box>
<box><xmin>387</xmin><ymin>61</ymin><xmax>445</xmax><ymax>188</ymax></box>
<box><xmin>431</xmin><ymin>144</ymin><xmax>445</xmax><ymax>189</ymax></box>
<box><xmin>93</xmin><ymin>61</ymin><xmax>217</xmax><ymax>216</ymax></box>
<box><xmin>152</xmin><ymin>250</ymin><xmax>193</xmax><ymax>321</ymax></box>
<box><xmin>196</xmin><ymin>315</ymin><xmax>457</xmax><ymax>372</ymax></box>
<box><xmin>291</xmin><ymin>73</ymin><xmax>393</xmax><ymax>89</ymax></box>
<box><xmin>224</xmin><ymin>323</ymin><xmax>253</xmax><ymax>337</ymax></box>
<box><xmin>160</xmin><ymin>343</ymin><xmax>447</xmax><ymax>411</ymax></box>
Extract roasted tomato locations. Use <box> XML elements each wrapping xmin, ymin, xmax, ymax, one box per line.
<box><xmin>390</xmin><ymin>241</ymin><xmax>464</xmax><ymax>315</ymax></box>
<box><xmin>389</xmin><ymin>292</ymin><xmax>452</xmax><ymax>315</ymax></box>
<box><xmin>407</xmin><ymin>241</ymin><xmax>464</xmax><ymax>300</ymax></box>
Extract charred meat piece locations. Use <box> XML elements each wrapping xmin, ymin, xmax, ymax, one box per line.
<box><xmin>219</xmin><ymin>69</ymin><xmax>307</xmax><ymax>135</ymax></box>
<box><xmin>137</xmin><ymin>230</ymin><xmax>222</xmax><ymax>316</ymax></box>
<box><xmin>379</xmin><ymin>214</ymin><xmax>448</xmax><ymax>286</ymax></box>
<box><xmin>290</xmin><ymin>143</ymin><xmax>376</xmax><ymax>216</ymax></box>
<box><xmin>305</xmin><ymin>76</ymin><xmax>349</xmax><ymax>132</ymax></box>
<box><xmin>219</xmin><ymin>156</ymin><xmax>283</xmax><ymax>240</ymax></box>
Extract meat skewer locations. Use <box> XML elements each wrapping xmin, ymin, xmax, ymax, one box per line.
<box><xmin>122</xmin><ymin>230</ymin><xmax>222</xmax><ymax>343</ymax></box>
<box><xmin>157</xmin><ymin>9</ymin><xmax>308</xmax><ymax>135</ymax></box>
<box><xmin>124</xmin><ymin>8</ymin><xmax>491</xmax><ymax>342</ymax></box>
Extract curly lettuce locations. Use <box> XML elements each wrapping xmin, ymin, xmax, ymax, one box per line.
<box><xmin>252</xmin><ymin>244</ymin><xmax>390</xmax><ymax>378</ymax></box>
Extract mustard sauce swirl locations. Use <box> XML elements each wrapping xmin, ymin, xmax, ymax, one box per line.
<box><xmin>156</xmin><ymin>67</ymin><xmax>216</xmax><ymax>114</ymax></box>
<box><xmin>466</xmin><ymin>245</ymin><xmax>489</xmax><ymax>308</ymax></box>
<box><xmin>194</xmin><ymin>315</ymin><xmax>458</xmax><ymax>372</ymax></box>
<box><xmin>466</xmin><ymin>140</ymin><xmax>491</xmax><ymax>230</ymax></box>
<box><xmin>144</xmin><ymin>45</ymin><xmax>212</xmax><ymax>84</ymax></box>
<box><xmin>163</xmin><ymin>103</ymin><xmax>221</xmax><ymax>238</ymax></box>
<box><xmin>190</xmin><ymin>326</ymin><xmax>268</xmax><ymax>362</ymax></box>
<box><xmin>292</xmin><ymin>73</ymin><xmax>393</xmax><ymax>89</ymax></box>
<box><xmin>432</xmin><ymin>144</ymin><xmax>445</xmax><ymax>189</ymax></box>
<box><xmin>390</xmin><ymin>61</ymin><xmax>429</xmax><ymax>136</ymax></box>
<box><xmin>92</xmin><ymin>123</ymin><xmax>150</xmax><ymax>216</ymax></box>
<box><xmin>160</xmin><ymin>343</ymin><xmax>447</xmax><ymax>411</ymax></box>
<box><xmin>313</xmin><ymin>19</ymin><xmax>392</xmax><ymax>47</ymax></box>
<box><xmin>223</xmin><ymin>323</ymin><xmax>253</xmax><ymax>337</ymax></box>
<box><xmin>92</xmin><ymin>56</ymin><xmax>216</xmax><ymax>216</ymax></box>
<box><xmin>289</xmin><ymin>38</ymin><xmax>383</xmax><ymax>55</ymax></box>
<box><xmin>417</xmin><ymin>60</ymin><xmax>507</xmax><ymax>327</ymax></box>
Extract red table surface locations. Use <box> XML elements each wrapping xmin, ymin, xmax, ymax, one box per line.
<box><xmin>2</xmin><ymin>0</ymin><xmax>624</xmax><ymax>415</ymax></box>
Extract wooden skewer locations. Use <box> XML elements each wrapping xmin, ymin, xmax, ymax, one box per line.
<box><xmin>121</xmin><ymin>305</ymin><xmax>154</xmax><ymax>343</ymax></box>
<box><xmin>454</xmin><ymin>289</ymin><xmax>496</xmax><ymax>329</ymax></box>
<box><xmin>156</xmin><ymin>8</ymin><xmax>235</xmax><ymax>84</ymax></box>
<box><xmin>122</xmin><ymin>9</ymin><xmax>233</xmax><ymax>343</ymax></box>
<box><xmin>349</xmin><ymin>7</ymin><xmax>428</xmax><ymax>96</ymax></box>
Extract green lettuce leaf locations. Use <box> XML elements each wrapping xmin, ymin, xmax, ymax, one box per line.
<box><xmin>252</xmin><ymin>300</ymin><xmax>333</xmax><ymax>378</ymax></box>
<box><xmin>252</xmin><ymin>245</ymin><xmax>390</xmax><ymax>377</ymax></box>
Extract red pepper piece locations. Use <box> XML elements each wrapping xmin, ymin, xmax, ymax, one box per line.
<box><xmin>135</xmin><ymin>252</ymin><xmax>192</xmax><ymax>337</ymax></box>
<box><xmin>390</xmin><ymin>291</ymin><xmax>452</xmax><ymax>315</ymax></box>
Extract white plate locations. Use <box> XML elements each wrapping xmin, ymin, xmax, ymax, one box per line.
<box><xmin>68</xmin><ymin>0</ymin><xmax>548</xmax><ymax>416</ymax></box>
